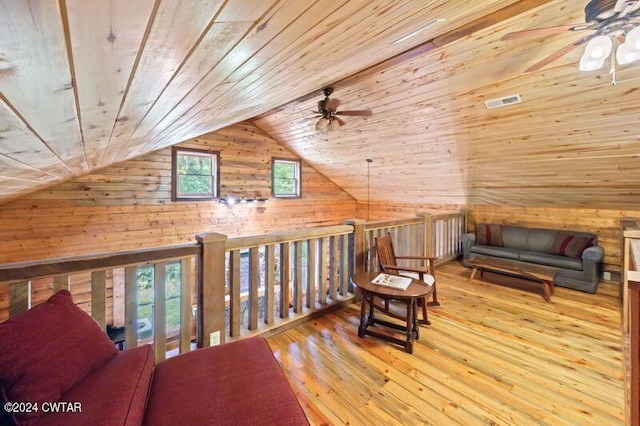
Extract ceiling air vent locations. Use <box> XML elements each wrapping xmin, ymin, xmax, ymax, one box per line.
<box><xmin>484</xmin><ymin>94</ymin><xmax>522</xmax><ymax>109</ymax></box>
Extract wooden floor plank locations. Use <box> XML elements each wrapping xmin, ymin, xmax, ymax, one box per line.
<box><xmin>268</xmin><ymin>261</ymin><xmax>625</xmax><ymax>425</ymax></box>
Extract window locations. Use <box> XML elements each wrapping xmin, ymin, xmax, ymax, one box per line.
<box><xmin>172</xmin><ymin>147</ymin><xmax>219</xmax><ymax>201</ymax></box>
<box><xmin>272</xmin><ymin>158</ymin><xmax>301</xmax><ymax>198</ymax></box>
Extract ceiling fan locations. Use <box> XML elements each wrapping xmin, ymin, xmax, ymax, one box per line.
<box><xmin>313</xmin><ymin>87</ymin><xmax>372</xmax><ymax>132</ymax></box>
<box><xmin>502</xmin><ymin>0</ymin><xmax>640</xmax><ymax>75</ymax></box>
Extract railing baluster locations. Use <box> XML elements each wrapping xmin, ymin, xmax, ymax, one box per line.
<box><xmin>280</xmin><ymin>242</ymin><xmax>290</xmax><ymax>319</ymax></box>
<box><xmin>341</xmin><ymin>234</ymin><xmax>349</xmax><ymax>297</ymax></box>
<box><xmin>180</xmin><ymin>258</ymin><xmax>192</xmax><ymax>354</ymax></box>
<box><xmin>307</xmin><ymin>239</ymin><xmax>317</xmax><ymax>309</ymax></box>
<box><xmin>229</xmin><ymin>250</ymin><xmax>241</xmax><ymax>337</ymax></box>
<box><xmin>249</xmin><ymin>247</ymin><xmax>259</xmax><ymax>330</ymax></box>
<box><xmin>53</xmin><ymin>275</ymin><xmax>70</xmax><ymax>293</ymax></box>
<box><xmin>91</xmin><ymin>271</ymin><xmax>106</xmax><ymax>330</ymax></box>
<box><xmin>265</xmin><ymin>245</ymin><xmax>275</xmax><ymax>325</ymax></box>
<box><xmin>9</xmin><ymin>281</ymin><xmax>29</xmax><ymax>318</ymax></box>
<box><xmin>319</xmin><ymin>238</ymin><xmax>328</xmax><ymax>304</ymax></box>
<box><xmin>124</xmin><ymin>266</ymin><xmax>138</xmax><ymax>349</ymax></box>
<box><xmin>329</xmin><ymin>236</ymin><xmax>338</xmax><ymax>300</ymax></box>
<box><xmin>154</xmin><ymin>262</ymin><xmax>167</xmax><ymax>363</ymax></box>
<box><xmin>293</xmin><ymin>241</ymin><xmax>303</xmax><ymax>313</ymax></box>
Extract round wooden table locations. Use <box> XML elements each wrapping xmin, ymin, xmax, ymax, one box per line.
<box><xmin>350</xmin><ymin>271</ymin><xmax>433</xmax><ymax>354</ymax></box>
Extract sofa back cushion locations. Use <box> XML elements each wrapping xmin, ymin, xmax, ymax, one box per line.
<box><xmin>501</xmin><ymin>225</ymin><xmax>529</xmax><ymax>250</ymax></box>
<box><xmin>527</xmin><ymin>228</ymin><xmax>559</xmax><ymax>253</ymax></box>
<box><xmin>475</xmin><ymin>224</ymin><xmax>503</xmax><ymax>247</ymax></box>
<box><xmin>0</xmin><ymin>290</ymin><xmax>117</xmax><ymax>425</ymax></box>
<box><xmin>549</xmin><ymin>233</ymin><xmax>596</xmax><ymax>259</ymax></box>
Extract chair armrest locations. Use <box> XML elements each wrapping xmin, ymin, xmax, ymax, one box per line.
<box><xmin>395</xmin><ymin>256</ymin><xmax>439</xmax><ymax>261</ymax></box>
<box><xmin>460</xmin><ymin>233</ymin><xmax>475</xmax><ymax>243</ymax></box>
<box><xmin>380</xmin><ymin>264</ymin><xmax>432</xmax><ymax>275</ymax></box>
<box><xmin>461</xmin><ymin>233</ymin><xmax>475</xmax><ymax>260</ymax></box>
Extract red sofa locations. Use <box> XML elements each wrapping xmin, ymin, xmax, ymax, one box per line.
<box><xmin>0</xmin><ymin>290</ymin><xmax>308</xmax><ymax>425</ymax></box>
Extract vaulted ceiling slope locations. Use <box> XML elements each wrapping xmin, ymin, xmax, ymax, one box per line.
<box><xmin>1</xmin><ymin>1</ymin><xmax>638</xmax><ymax>209</ymax></box>
<box><xmin>256</xmin><ymin>0</ymin><xmax>640</xmax><ymax>209</ymax></box>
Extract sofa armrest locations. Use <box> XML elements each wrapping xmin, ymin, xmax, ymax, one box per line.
<box><xmin>582</xmin><ymin>245</ymin><xmax>604</xmax><ymax>263</ymax></box>
<box><xmin>461</xmin><ymin>233</ymin><xmax>475</xmax><ymax>260</ymax></box>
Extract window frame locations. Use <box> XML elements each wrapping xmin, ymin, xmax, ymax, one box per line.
<box><xmin>271</xmin><ymin>158</ymin><xmax>301</xmax><ymax>198</ymax></box>
<box><xmin>171</xmin><ymin>147</ymin><xmax>220</xmax><ymax>201</ymax></box>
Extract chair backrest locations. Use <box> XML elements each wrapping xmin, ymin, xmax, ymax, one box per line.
<box><xmin>375</xmin><ymin>233</ymin><xmax>398</xmax><ymax>274</ymax></box>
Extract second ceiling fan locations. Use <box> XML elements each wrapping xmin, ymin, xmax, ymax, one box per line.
<box><xmin>313</xmin><ymin>87</ymin><xmax>372</xmax><ymax>132</ymax></box>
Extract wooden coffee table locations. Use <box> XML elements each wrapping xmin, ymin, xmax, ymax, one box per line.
<box><xmin>351</xmin><ymin>271</ymin><xmax>433</xmax><ymax>354</ymax></box>
<box><xmin>468</xmin><ymin>256</ymin><xmax>559</xmax><ymax>302</ymax></box>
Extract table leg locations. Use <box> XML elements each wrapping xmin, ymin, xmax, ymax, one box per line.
<box><xmin>358</xmin><ymin>293</ymin><xmax>367</xmax><ymax>338</ymax></box>
<box><xmin>542</xmin><ymin>281</ymin><xmax>552</xmax><ymax>302</ymax></box>
<box><xmin>405</xmin><ymin>300</ymin><xmax>415</xmax><ymax>354</ymax></box>
<box><xmin>413</xmin><ymin>299</ymin><xmax>420</xmax><ymax>341</ymax></box>
<box><xmin>469</xmin><ymin>266</ymin><xmax>478</xmax><ymax>282</ymax></box>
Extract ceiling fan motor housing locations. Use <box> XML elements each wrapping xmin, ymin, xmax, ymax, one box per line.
<box><xmin>586</xmin><ymin>0</ymin><xmax>638</xmax><ymax>22</ymax></box>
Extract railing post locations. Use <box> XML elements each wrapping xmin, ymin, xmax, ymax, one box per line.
<box><xmin>196</xmin><ymin>232</ymin><xmax>227</xmax><ymax>348</ymax></box>
<box><xmin>417</xmin><ymin>213</ymin><xmax>433</xmax><ymax>257</ymax></box>
<box><xmin>345</xmin><ymin>219</ymin><xmax>366</xmax><ymax>275</ymax></box>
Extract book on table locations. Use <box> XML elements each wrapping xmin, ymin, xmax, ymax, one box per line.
<box><xmin>372</xmin><ymin>273</ymin><xmax>412</xmax><ymax>291</ymax></box>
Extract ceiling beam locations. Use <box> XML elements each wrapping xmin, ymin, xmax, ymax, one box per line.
<box><xmin>253</xmin><ymin>0</ymin><xmax>558</xmax><ymax>119</ymax></box>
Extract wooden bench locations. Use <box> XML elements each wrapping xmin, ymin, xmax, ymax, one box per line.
<box><xmin>468</xmin><ymin>256</ymin><xmax>559</xmax><ymax>302</ymax></box>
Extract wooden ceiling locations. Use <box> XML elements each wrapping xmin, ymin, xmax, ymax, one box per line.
<box><xmin>0</xmin><ymin>0</ymin><xmax>639</xmax><ymax>208</ymax></box>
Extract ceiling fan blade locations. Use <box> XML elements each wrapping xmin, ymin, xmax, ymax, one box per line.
<box><xmin>335</xmin><ymin>109</ymin><xmax>373</xmax><ymax>117</ymax></box>
<box><xmin>501</xmin><ymin>24</ymin><xmax>591</xmax><ymax>40</ymax></box>
<box><xmin>524</xmin><ymin>34</ymin><xmax>594</xmax><ymax>73</ymax></box>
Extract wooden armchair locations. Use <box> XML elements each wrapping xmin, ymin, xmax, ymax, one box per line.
<box><xmin>375</xmin><ymin>233</ymin><xmax>439</xmax><ymax>324</ymax></box>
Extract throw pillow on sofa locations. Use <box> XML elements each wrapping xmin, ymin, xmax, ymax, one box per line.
<box><xmin>548</xmin><ymin>233</ymin><xmax>595</xmax><ymax>259</ymax></box>
<box><xmin>0</xmin><ymin>290</ymin><xmax>117</xmax><ymax>425</ymax></box>
<box><xmin>475</xmin><ymin>223</ymin><xmax>504</xmax><ymax>247</ymax></box>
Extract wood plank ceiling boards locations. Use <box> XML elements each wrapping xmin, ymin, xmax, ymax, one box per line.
<box><xmin>1</xmin><ymin>0</ymin><xmax>638</xmax><ymax>209</ymax></box>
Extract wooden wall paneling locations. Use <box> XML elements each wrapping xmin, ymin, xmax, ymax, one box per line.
<box><xmin>0</xmin><ymin>0</ymin><xmax>87</xmax><ymax>175</ymax></box>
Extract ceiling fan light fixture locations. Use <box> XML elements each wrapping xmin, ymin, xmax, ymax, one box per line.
<box><xmin>579</xmin><ymin>55</ymin><xmax>605</xmax><ymax>71</ymax></box>
<box><xmin>617</xmin><ymin>41</ymin><xmax>640</xmax><ymax>64</ymax></box>
<box><xmin>328</xmin><ymin>118</ymin><xmax>340</xmax><ymax>131</ymax></box>
<box><xmin>315</xmin><ymin>117</ymin><xmax>328</xmax><ymax>131</ymax></box>
<box><xmin>625</xmin><ymin>25</ymin><xmax>640</xmax><ymax>50</ymax></box>
<box><xmin>584</xmin><ymin>35</ymin><xmax>613</xmax><ymax>60</ymax></box>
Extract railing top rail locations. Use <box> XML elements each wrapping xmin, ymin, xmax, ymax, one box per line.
<box><xmin>225</xmin><ymin>225</ymin><xmax>353</xmax><ymax>250</ymax></box>
<box><xmin>364</xmin><ymin>217</ymin><xmax>423</xmax><ymax>231</ymax></box>
<box><xmin>432</xmin><ymin>212</ymin><xmax>466</xmax><ymax>220</ymax></box>
<box><xmin>0</xmin><ymin>243</ymin><xmax>200</xmax><ymax>283</ymax></box>
<box><xmin>622</xmin><ymin>217</ymin><xmax>640</xmax><ymax>238</ymax></box>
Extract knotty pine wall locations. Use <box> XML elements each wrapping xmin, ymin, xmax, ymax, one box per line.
<box><xmin>0</xmin><ymin>122</ymin><xmax>356</xmax><ymax>264</ymax></box>
<box><xmin>359</xmin><ymin>201</ymin><xmax>637</xmax><ymax>274</ymax></box>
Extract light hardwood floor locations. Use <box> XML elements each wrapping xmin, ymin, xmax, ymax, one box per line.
<box><xmin>268</xmin><ymin>261</ymin><xmax>624</xmax><ymax>425</ymax></box>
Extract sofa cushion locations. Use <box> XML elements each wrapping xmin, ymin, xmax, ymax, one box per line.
<box><xmin>519</xmin><ymin>251</ymin><xmax>583</xmax><ymax>270</ymax></box>
<box><xmin>36</xmin><ymin>345</ymin><xmax>154</xmax><ymax>426</ymax></box>
<box><xmin>0</xmin><ymin>290</ymin><xmax>117</xmax><ymax>425</ymax></box>
<box><xmin>526</xmin><ymin>228</ymin><xmax>559</xmax><ymax>253</ymax></box>
<box><xmin>475</xmin><ymin>224</ymin><xmax>503</xmax><ymax>247</ymax></box>
<box><xmin>144</xmin><ymin>337</ymin><xmax>309</xmax><ymax>426</ymax></box>
<box><xmin>501</xmin><ymin>226</ymin><xmax>530</xmax><ymax>250</ymax></box>
<box><xmin>470</xmin><ymin>245</ymin><xmax>523</xmax><ymax>260</ymax></box>
<box><xmin>549</xmin><ymin>233</ymin><xmax>595</xmax><ymax>259</ymax></box>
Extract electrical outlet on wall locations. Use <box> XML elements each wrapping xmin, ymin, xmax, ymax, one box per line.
<box><xmin>603</xmin><ymin>271</ymin><xmax>612</xmax><ymax>281</ymax></box>
<box><xmin>210</xmin><ymin>330</ymin><xmax>220</xmax><ymax>346</ymax></box>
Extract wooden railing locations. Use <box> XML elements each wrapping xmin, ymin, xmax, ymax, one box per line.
<box><xmin>0</xmin><ymin>245</ymin><xmax>200</xmax><ymax>364</ymax></box>
<box><xmin>432</xmin><ymin>212</ymin><xmax>467</xmax><ymax>264</ymax></box>
<box><xmin>0</xmin><ymin>212</ymin><xmax>466</xmax><ymax>360</ymax></box>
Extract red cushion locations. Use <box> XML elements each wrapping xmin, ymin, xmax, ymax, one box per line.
<box><xmin>36</xmin><ymin>345</ymin><xmax>154</xmax><ymax>426</ymax></box>
<box><xmin>0</xmin><ymin>290</ymin><xmax>117</xmax><ymax>425</ymax></box>
<box><xmin>549</xmin><ymin>233</ymin><xmax>595</xmax><ymax>258</ymax></box>
<box><xmin>475</xmin><ymin>223</ymin><xmax>504</xmax><ymax>247</ymax></box>
<box><xmin>144</xmin><ymin>337</ymin><xmax>309</xmax><ymax>425</ymax></box>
